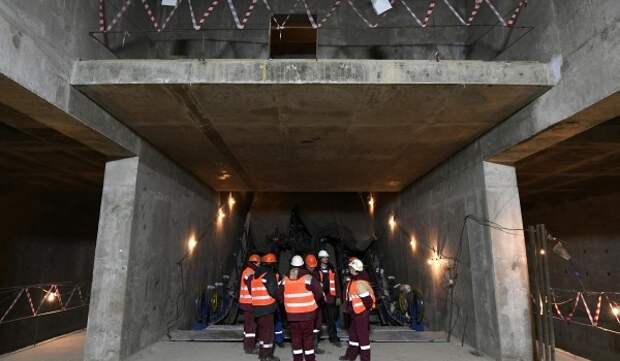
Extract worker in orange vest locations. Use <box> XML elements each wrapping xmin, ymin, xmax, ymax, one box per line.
<box><xmin>240</xmin><ymin>254</ymin><xmax>260</xmax><ymax>353</ymax></box>
<box><xmin>281</xmin><ymin>255</ymin><xmax>324</xmax><ymax>361</ymax></box>
<box><xmin>248</xmin><ymin>253</ymin><xmax>281</xmax><ymax>361</ymax></box>
<box><xmin>340</xmin><ymin>258</ymin><xmax>375</xmax><ymax>361</ymax></box>
<box><xmin>304</xmin><ymin>253</ymin><xmax>325</xmax><ymax>354</ymax></box>
<box><xmin>318</xmin><ymin>249</ymin><xmax>341</xmax><ymax>346</ymax></box>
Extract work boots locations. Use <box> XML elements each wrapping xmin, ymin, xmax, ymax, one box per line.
<box><xmin>330</xmin><ymin>336</ymin><xmax>342</xmax><ymax>347</ymax></box>
<box><xmin>314</xmin><ymin>335</ymin><xmax>325</xmax><ymax>354</ymax></box>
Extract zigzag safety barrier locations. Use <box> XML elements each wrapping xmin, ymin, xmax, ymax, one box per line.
<box><xmin>0</xmin><ymin>282</ymin><xmax>90</xmax><ymax>325</ymax></box>
<box><xmin>98</xmin><ymin>0</ymin><xmax>531</xmax><ymax>33</ymax></box>
<box><xmin>550</xmin><ymin>289</ymin><xmax>620</xmax><ymax>335</ymax></box>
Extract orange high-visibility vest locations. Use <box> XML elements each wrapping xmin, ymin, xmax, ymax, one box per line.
<box><xmin>346</xmin><ymin>279</ymin><xmax>376</xmax><ymax>314</ymax></box>
<box><xmin>319</xmin><ymin>269</ymin><xmax>337</xmax><ymax>297</ymax></box>
<box><xmin>251</xmin><ymin>272</ymin><xmax>276</xmax><ymax>307</ymax></box>
<box><xmin>282</xmin><ymin>275</ymin><xmax>318</xmax><ymax>314</ymax></box>
<box><xmin>239</xmin><ymin>266</ymin><xmax>255</xmax><ymax>305</ymax></box>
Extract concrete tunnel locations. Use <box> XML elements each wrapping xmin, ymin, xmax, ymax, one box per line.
<box><xmin>1</xmin><ymin>2</ymin><xmax>619</xmax><ymax>361</ymax></box>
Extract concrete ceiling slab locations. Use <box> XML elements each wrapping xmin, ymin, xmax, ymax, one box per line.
<box><xmin>72</xmin><ymin>60</ymin><xmax>554</xmax><ymax>192</ymax></box>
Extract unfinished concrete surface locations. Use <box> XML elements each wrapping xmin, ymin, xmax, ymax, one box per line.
<box><xmin>72</xmin><ymin>59</ymin><xmax>553</xmax><ymax>191</ymax></box>
<box><xmin>1</xmin><ymin>1</ymin><xmax>619</xmax><ymax>361</ymax></box>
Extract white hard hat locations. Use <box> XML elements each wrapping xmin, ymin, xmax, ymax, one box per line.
<box><xmin>290</xmin><ymin>255</ymin><xmax>304</xmax><ymax>267</ymax></box>
<box><xmin>349</xmin><ymin>258</ymin><xmax>364</xmax><ymax>272</ymax></box>
<box><xmin>318</xmin><ymin>250</ymin><xmax>329</xmax><ymax>258</ymax></box>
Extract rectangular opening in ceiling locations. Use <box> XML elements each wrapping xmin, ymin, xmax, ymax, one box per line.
<box><xmin>269</xmin><ymin>14</ymin><xmax>317</xmax><ymax>59</ymax></box>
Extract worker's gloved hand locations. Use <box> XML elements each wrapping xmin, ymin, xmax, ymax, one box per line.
<box><xmin>336</xmin><ymin>298</ymin><xmax>342</xmax><ymax>306</ymax></box>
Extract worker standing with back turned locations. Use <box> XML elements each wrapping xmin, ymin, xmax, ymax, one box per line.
<box><xmin>318</xmin><ymin>249</ymin><xmax>342</xmax><ymax>346</ymax></box>
<box><xmin>340</xmin><ymin>258</ymin><xmax>375</xmax><ymax>361</ymax></box>
<box><xmin>281</xmin><ymin>255</ymin><xmax>323</xmax><ymax>361</ymax></box>
<box><xmin>304</xmin><ymin>253</ymin><xmax>325</xmax><ymax>354</ymax></box>
<box><xmin>239</xmin><ymin>254</ymin><xmax>260</xmax><ymax>354</ymax></box>
<box><xmin>249</xmin><ymin>253</ymin><xmax>281</xmax><ymax>361</ymax></box>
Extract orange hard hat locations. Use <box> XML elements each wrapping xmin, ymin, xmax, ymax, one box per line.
<box><xmin>262</xmin><ymin>253</ymin><xmax>277</xmax><ymax>264</ymax></box>
<box><xmin>305</xmin><ymin>254</ymin><xmax>318</xmax><ymax>268</ymax></box>
<box><xmin>248</xmin><ymin>254</ymin><xmax>260</xmax><ymax>263</ymax></box>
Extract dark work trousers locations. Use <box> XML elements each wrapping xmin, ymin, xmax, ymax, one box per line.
<box><xmin>344</xmin><ymin>311</ymin><xmax>370</xmax><ymax>361</ymax></box>
<box><xmin>257</xmin><ymin>313</ymin><xmax>275</xmax><ymax>358</ymax></box>
<box><xmin>322</xmin><ymin>302</ymin><xmax>339</xmax><ymax>341</ymax></box>
<box><xmin>290</xmin><ymin>320</ymin><xmax>316</xmax><ymax>361</ymax></box>
<box><xmin>313</xmin><ymin>309</ymin><xmax>322</xmax><ymax>337</ymax></box>
<box><xmin>243</xmin><ymin>309</ymin><xmax>257</xmax><ymax>352</ymax></box>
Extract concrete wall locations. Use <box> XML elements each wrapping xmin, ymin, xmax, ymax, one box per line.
<box><xmin>85</xmin><ymin>152</ymin><xmax>226</xmax><ymax>361</ymax></box>
<box><xmin>105</xmin><ymin>0</ymin><xmax>471</xmax><ymax>60</ymax></box>
<box><xmin>0</xmin><ymin>2</ymin><xmax>241</xmax><ymax>360</ymax></box>
<box><xmin>375</xmin><ymin>156</ymin><xmax>531</xmax><ymax>360</ymax></box>
<box><xmin>372</xmin><ymin>1</ymin><xmax>619</xmax><ymax>359</ymax></box>
<box><xmin>523</xmin><ymin>192</ymin><xmax>620</xmax><ymax>360</ymax></box>
<box><xmin>0</xmin><ymin>188</ymin><xmax>100</xmax><ymax>354</ymax></box>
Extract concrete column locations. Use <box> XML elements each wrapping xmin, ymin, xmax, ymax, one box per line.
<box><xmin>482</xmin><ymin>162</ymin><xmax>533</xmax><ymax>361</ymax></box>
<box><xmin>85</xmin><ymin>157</ymin><xmax>140</xmax><ymax>361</ymax></box>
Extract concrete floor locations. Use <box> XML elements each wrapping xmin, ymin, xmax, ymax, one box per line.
<box><xmin>0</xmin><ymin>330</ymin><xmax>589</xmax><ymax>361</ymax></box>
<box><xmin>0</xmin><ymin>331</ymin><xmax>85</xmax><ymax>361</ymax></box>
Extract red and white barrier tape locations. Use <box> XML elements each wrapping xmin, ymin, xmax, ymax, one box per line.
<box><xmin>100</xmin><ymin>0</ymin><xmax>529</xmax><ymax>33</ymax></box>
<box><xmin>160</xmin><ymin>0</ymin><xmax>185</xmax><ymax>31</ymax></box>
<box><xmin>399</xmin><ymin>0</ymin><xmax>423</xmax><ymax>27</ymax></box>
<box><xmin>484</xmin><ymin>0</ymin><xmax>507</xmax><ymax>27</ymax></box>
<box><xmin>421</xmin><ymin>0</ymin><xmax>437</xmax><ymax>27</ymax></box>
<box><xmin>301</xmin><ymin>0</ymin><xmax>318</xmax><ymax>29</ymax></box>
<box><xmin>105</xmin><ymin>0</ymin><xmax>132</xmax><ymax>32</ymax></box>
<box><xmin>141</xmin><ymin>0</ymin><xmax>160</xmax><ymax>30</ymax></box>
<box><xmin>99</xmin><ymin>0</ymin><xmax>106</xmax><ymax>32</ymax></box>
<box><xmin>507</xmin><ymin>0</ymin><xmax>527</xmax><ymax>27</ymax></box>
<box><xmin>348</xmin><ymin>0</ymin><xmax>378</xmax><ymax>28</ymax></box>
<box><xmin>466</xmin><ymin>0</ymin><xmax>484</xmax><ymax>25</ymax></box>
<box><xmin>189</xmin><ymin>0</ymin><xmax>221</xmax><ymax>30</ymax></box>
<box><xmin>318</xmin><ymin>0</ymin><xmax>343</xmax><ymax>28</ymax></box>
<box><xmin>442</xmin><ymin>0</ymin><xmax>466</xmax><ymax>25</ymax></box>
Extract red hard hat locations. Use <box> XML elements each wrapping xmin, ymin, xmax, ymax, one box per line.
<box><xmin>305</xmin><ymin>254</ymin><xmax>318</xmax><ymax>268</ymax></box>
<box><xmin>262</xmin><ymin>253</ymin><xmax>277</xmax><ymax>264</ymax></box>
<box><xmin>248</xmin><ymin>254</ymin><xmax>260</xmax><ymax>263</ymax></box>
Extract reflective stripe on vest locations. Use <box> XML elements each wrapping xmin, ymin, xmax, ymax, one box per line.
<box><xmin>251</xmin><ymin>273</ymin><xmax>275</xmax><ymax>307</ymax></box>
<box><xmin>283</xmin><ymin>276</ymin><xmax>318</xmax><ymax>314</ymax></box>
<box><xmin>346</xmin><ymin>279</ymin><xmax>376</xmax><ymax>314</ymax></box>
<box><xmin>320</xmin><ymin>269</ymin><xmax>337</xmax><ymax>297</ymax></box>
<box><xmin>239</xmin><ymin>267</ymin><xmax>255</xmax><ymax>305</ymax></box>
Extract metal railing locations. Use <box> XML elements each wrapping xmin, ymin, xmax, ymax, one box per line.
<box><xmin>0</xmin><ymin>282</ymin><xmax>90</xmax><ymax>325</ymax></box>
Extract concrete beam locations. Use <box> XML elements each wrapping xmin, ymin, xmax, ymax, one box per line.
<box><xmin>72</xmin><ymin>59</ymin><xmax>555</xmax><ymax>86</ymax></box>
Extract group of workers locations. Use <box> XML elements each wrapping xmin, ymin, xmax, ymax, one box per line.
<box><xmin>239</xmin><ymin>250</ymin><xmax>375</xmax><ymax>361</ymax></box>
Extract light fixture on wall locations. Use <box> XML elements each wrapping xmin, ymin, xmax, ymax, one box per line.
<box><xmin>539</xmin><ymin>249</ymin><xmax>546</xmax><ymax>256</ymax></box>
<box><xmin>368</xmin><ymin>194</ymin><xmax>375</xmax><ymax>215</ymax></box>
<box><xmin>187</xmin><ymin>234</ymin><xmax>198</xmax><ymax>255</ymax></box>
<box><xmin>409</xmin><ymin>236</ymin><xmax>417</xmax><ymax>252</ymax></box>
<box><xmin>46</xmin><ymin>289</ymin><xmax>57</xmax><ymax>303</ymax></box>
<box><xmin>388</xmin><ymin>214</ymin><xmax>397</xmax><ymax>232</ymax></box>
<box><xmin>228</xmin><ymin>193</ymin><xmax>236</xmax><ymax>211</ymax></box>
<box><xmin>427</xmin><ymin>251</ymin><xmax>441</xmax><ymax>266</ymax></box>
<box><xmin>217</xmin><ymin>206</ymin><xmax>226</xmax><ymax>224</ymax></box>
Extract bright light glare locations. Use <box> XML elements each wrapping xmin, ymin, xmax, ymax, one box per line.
<box><xmin>612</xmin><ymin>306</ymin><xmax>620</xmax><ymax>317</ymax></box>
<box><xmin>228</xmin><ymin>193</ymin><xmax>236</xmax><ymax>211</ymax></box>
<box><xmin>388</xmin><ymin>214</ymin><xmax>397</xmax><ymax>231</ymax></box>
<box><xmin>539</xmin><ymin>249</ymin><xmax>546</xmax><ymax>255</ymax></box>
<box><xmin>428</xmin><ymin>252</ymin><xmax>441</xmax><ymax>267</ymax></box>
<box><xmin>46</xmin><ymin>291</ymin><xmax>57</xmax><ymax>302</ymax></box>
<box><xmin>368</xmin><ymin>194</ymin><xmax>375</xmax><ymax>214</ymax></box>
<box><xmin>217</xmin><ymin>207</ymin><xmax>226</xmax><ymax>223</ymax></box>
<box><xmin>188</xmin><ymin>235</ymin><xmax>197</xmax><ymax>254</ymax></box>
<box><xmin>410</xmin><ymin>236</ymin><xmax>416</xmax><ymax>252</ymax></box>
